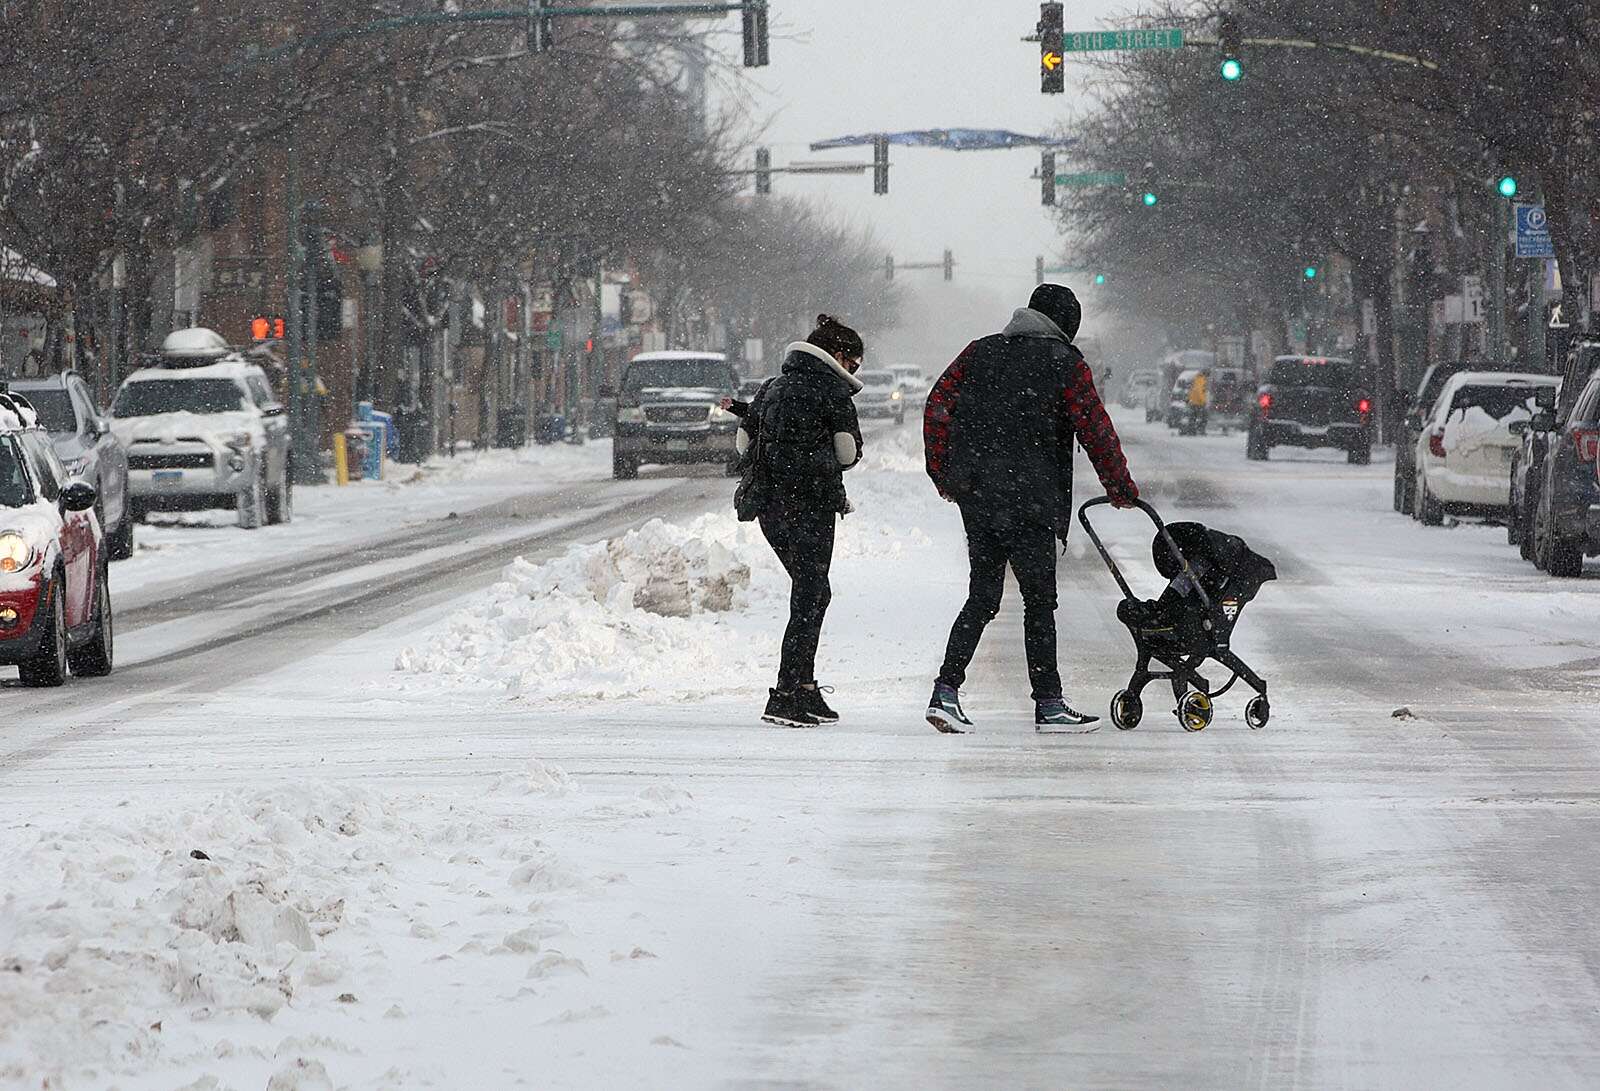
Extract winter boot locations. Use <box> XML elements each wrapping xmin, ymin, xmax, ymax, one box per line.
<box><xmin>798</xmin><ymin>683</ymin><xmax>839</xmax><ymax>724</ymax></box>
<box><xmin>762</xmin><ymin>688</ymin><xmax>819</xmax><ymax>729</ymax></box>
<box><xmin>926</xmin><ymin>681</ymin><xmax>973</xmax><ymax>734</ymax></box>
<box><xmin>1035</xmin><ymin>697</ymin><xmax>1100</xmax><ymax>732</ymax></box>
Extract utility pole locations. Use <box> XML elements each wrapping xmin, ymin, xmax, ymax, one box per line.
<box><xmin>1036</xmin><ymin>255</ymin><xmax>1045</xmax><ymax>284</ymax></box>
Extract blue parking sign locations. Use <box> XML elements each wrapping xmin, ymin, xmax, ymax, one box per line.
<box><xmin>1515</xmin><ymin>203</ymin><xmax>1554</xmax><ymax>258</ymax></box>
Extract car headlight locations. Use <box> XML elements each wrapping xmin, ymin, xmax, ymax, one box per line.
<box><xmin>890</xmin><ymin>390</ymin><xmax>902</xmax><ymax>400</ymax></box>
<box><xmin>617</xmin><ymin>407</ymin><xmax>646</xmax><ymax>424</ymax></box>
<box><xmin>708</xmin><ymin>405</ymin><xmax>737</xmax><ymax>424</ymax></box>
<box><xmin>0</xmin><ymin>531</ymin><xmax>35</xmax><ymax>574</ymax></box>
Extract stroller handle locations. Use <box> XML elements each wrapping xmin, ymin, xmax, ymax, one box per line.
<box><xmin>1076</xmin><ymin>497</ymin><xmax>1215</xmax><ymax>611</ymax></box>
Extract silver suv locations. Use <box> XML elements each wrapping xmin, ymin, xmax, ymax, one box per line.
<box><xmin>110</xmin><ymin>329</ymin><xmax>292</xmax><ymax>529</ymax></box>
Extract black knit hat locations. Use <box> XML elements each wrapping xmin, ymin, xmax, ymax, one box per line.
<box><xmin>1028</xmin><ymin>283</ymin><xmax>1081</xmax><ymax>341</ymax></box>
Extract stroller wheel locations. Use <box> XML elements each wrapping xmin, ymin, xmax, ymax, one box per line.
<box><xmin>1111</xmin><ymin>690</ymin><xmax>1143</xmax><ymax>730</ymax></box>
<box><xmin>1245</xmin><ymin>695</ymin><xmax>1270</xmax><ymax>730</ymax></box>
<box><xmin>1178</xmin><ymin>691</ymin><xmax>1213</xmax><ymax>732</ymax></box>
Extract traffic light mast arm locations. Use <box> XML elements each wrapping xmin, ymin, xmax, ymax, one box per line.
<box><xmin>1181</xmin><ymin>34</ymin><xmax>1439</xmax><ymax>70</ymax></box>
<box><xmin>244</xmin><ymin>2</ymin><xmax>765</xmax><ymax>66</ymax></box>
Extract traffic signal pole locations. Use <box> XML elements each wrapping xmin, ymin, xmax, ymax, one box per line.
<box><xmin>1489</xmin><ymin>195</ymin><xmax>1507</xmax><ymax>361</ymax></box>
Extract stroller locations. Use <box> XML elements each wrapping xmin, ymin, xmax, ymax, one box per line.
<box><xmin>1078</xmin><ymin>498</ymin><xmax>1277</xmax><ymax>731</ymax></box>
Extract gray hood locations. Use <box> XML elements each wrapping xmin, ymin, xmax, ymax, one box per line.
<box><xmin>1002</xmin><ymin>307</ymin><xmax>1072</xmax><ymax>343</ymax></box>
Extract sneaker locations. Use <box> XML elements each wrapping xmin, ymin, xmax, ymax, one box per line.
<box><xmin>798</xmin><ymin>683</ymin><xmax>839</xmax><ymax>724</ymax></box>
<box><xmin>762</xmin><ymin>688</ymin><xmax>819</xmax><ymax>729</ymax></box>
<box><xmin>1035</xmin><ymin>697</ymin><xmax>1100</xmax><ymax>732</ymax></box>
<box><xmin>926</xmin><ymin>681</ymin><xmax>972</xmax><ymax>734</ymax></box>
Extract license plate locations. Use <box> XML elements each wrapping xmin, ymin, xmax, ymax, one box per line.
<box><xmin>153</xmin><ymin>470</ymin><xmax>183</xmax><ymax>485</ymax></box>
<box><xmin>666</xmin><ymin>440</ymin><xmax>690</xmax><ymax>452</ymax></box>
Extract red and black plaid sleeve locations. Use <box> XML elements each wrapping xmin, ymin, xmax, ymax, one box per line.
<box><xmin>924</xmin><ymin>342</ymin><xmax>976</xmax><ymax>496</ymax></box>
<box><xmin>1064</xmin><ymin>357</ymin><xmax>1138</xmax><ymax>504</ymax></box>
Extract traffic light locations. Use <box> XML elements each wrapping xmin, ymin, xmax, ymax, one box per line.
<box><xmin>741</xmin><ymin>0</ymin><xmax>769</xmax><ymax>68</ymax></box>
<box><xmin>943</xmin><ymin>249</ymin><xmax>954</xmax><ymax>281</ymax></box>
<box><xmin>873</xmin><ymin>136</ymin><xmax>889</xmax><ymax>196</ymax></box>
<box><xmin>527</xmin><ymin>0</ymin><xmax>553</xmax><ymax>52</ymax></box>
<box><xmin>885</xmin><ymin>255</ymin><xmax>895</xmax><ymax>281</ymax></box>
<box><xmin>1218</xmin><ymin>12</ymin><xmax>1242</xmax><ymax>81</ymax></box>
<box><xmin>1093</xmin><ymin>273</ymin><xmax>1107</xmax><ymax>285</ymax></box>
<box><xmin>1303</xmin><ymin>264</ymin><xmax>1319</xmax><ymax>280</ymax></box>
<box><xmin>1497</xmin><ymin>175</ymin><xmax>1518</xmax><ymax>198</ymax></box>
<box><xmin>1040</xmin><ymin>2</ymin><xmax>1065</xmax><ymax>94</ymax></box>
<box><xmin>250</xmin><ymin>316</ymin><xmax>285</xmax><ymax>341</ymax></box>
<box><xmin>1141</xmin><ymin>190</ymin><xmax>1159</xmax><ymax>207</ymax></box>
<box><xmin>1042</xmin><ymin>151</ymin><xmax>1056</xmax><ymax>206</ymax></box>
<box><xmin>755</xmin><ymin>147</ymin><xmax>771</xmax><ymax>195</ymax></box>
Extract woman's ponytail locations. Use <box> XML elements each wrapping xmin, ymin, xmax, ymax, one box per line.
<box><xmin>807</xmin><ymin>314</ymin><xmax>864</xmax><ymax>360</ymax></box>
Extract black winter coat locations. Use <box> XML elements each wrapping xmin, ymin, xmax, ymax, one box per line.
<box><xmin>741</xmin><ymin>342</ymin><xmax>864</xmax><ymax>517</ymax></box>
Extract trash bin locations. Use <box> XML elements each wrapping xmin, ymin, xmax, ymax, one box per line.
<box><xmin>496</xmin><ymin>407</ymin><xmax>529</xmax><ymax>449</ymax></box>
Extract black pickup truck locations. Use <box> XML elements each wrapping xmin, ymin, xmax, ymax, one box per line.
<box><xmin>1246</xmin><ymin>355</ymin><xmax>1374</xmax><ymax>464</ymax></box>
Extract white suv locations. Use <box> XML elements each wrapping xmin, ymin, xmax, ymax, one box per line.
<box><xmin>111</xmin><ymin>329</ymin><xmax>292</xmax><ymax>529</ymax></box>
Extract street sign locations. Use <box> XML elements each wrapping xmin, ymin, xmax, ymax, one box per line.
<box><xmin>1462</xmin><ymin>275</ymin><xmax>1485</xmax><ymax>324</ymax></box>
<box><xmin>1062</xmin><ymin>28</ymin><xmax>1183</xmax><ymax>52</ymax></box>
<box><xmin>1515</xmin><ymin>203</ymin><xmax>1554</xmax><ymax>259</ymax></box>
<box><xmin>1054</xmin><ymin>170</ymin><xmax>1127</xmax><ymax>187</ymax></box>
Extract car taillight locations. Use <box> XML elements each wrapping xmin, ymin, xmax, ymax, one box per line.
<box><xmin>1257</xmin><ymin>393</ymin><xmax>1272</xmax><ymax>411</ymax></box>
<box><xmin>1428</xmin><ymin>430</ymin><xmax>1446</xmax><ymax>458</ymax></box>
<box><xmin>1357</xmin><ymin>398</ymin><xmax>1371</xmax><ymax>415</ymax></box>
<box><xmin>1575</xmin><ymin>427</ymin><xmax>1600</xmax><ymax>463</ymax></box>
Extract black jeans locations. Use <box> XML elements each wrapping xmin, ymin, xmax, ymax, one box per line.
<box><xmin>938</xmin><ymin>504</ymin><xmax>1062</xmax><ymax>700</ymax></box>
<box><xmin>759</xmin><ymin>507</ymin><xmax>836</xmax><ymax>690</ymax></box>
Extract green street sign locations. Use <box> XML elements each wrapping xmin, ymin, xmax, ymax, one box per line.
<box><xmin>1062</xmin><ymin>28</ymin><xmax>1183</xmax><ymax>53</ymax></box>
<box><xmin>1054</xmin><ymin>170</ymin><xmax>1128</xmax><ymax>187</ymax></box>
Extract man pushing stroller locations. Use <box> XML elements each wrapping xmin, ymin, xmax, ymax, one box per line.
<box><xmin>923</xmin><ymin>284</ymin><xmax>1141</xmax><ymax>733</ymax></box>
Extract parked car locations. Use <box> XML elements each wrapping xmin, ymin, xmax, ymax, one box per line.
<box><xmin>1246</xmin><ymin>355</ymin><xmax>1374</xmax><ymax>463</ymax></box>
<box><xmin>0</xmin><ymin>387</ymin><xmax>113</xmax><ymax>686</ymax></box>
<box><xmin>1410</xmin><ymin>372</ymin><xmax>1557</xmax><ymax>526</ymax></box>
<box><xmin>610</xmin><ymin>351</ymin><xmax>740</xmax><ymax>480</ymax></box>
<box><xmin>1166</xmin><ymin>368</ymin><xmax>1202</xmax><ymax>431</ymax></box>
<box><xmin>857</xmin><ymin>369</ymin><xmax>906</xmax><ymax>424</ymax></box>
<box><xmin>1393</xmin><ymin>361</ymin><xmax>1479</xmax><ymax>515</ymax></box>
<box><xmin>8</xmin><ymin>371</ymin><xmax>133</xmax><ymax>560</ymax></box>
<box><xmin>1121</xmin><ymin>369</ymin><xmax>1160</xmax><ymax>410</ymax></box>
<box><xmin>1527</xmin><ymin>368</ymin><xmax>1600</xmax><ymax>577</ymax></box>
<box><xmin>1153</xmin><ymin>350</ymin><xmax>1214</xmax><ymax>425</ymax></box>
<box><xmin>1509</xmin><ymin>342</ymin><xmax>1600</xmax><ymax>558</ymax></box>
<box><xmin>111</xmin><ymin>328</ymin><xmax>293</xmax><ymax>529</ymax></box>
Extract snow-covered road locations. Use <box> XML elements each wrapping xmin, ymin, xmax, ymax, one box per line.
<box><xmin>4</xmin><ymin>417</ymin><xmax>1600</xmax><ymax>1089</ymax></box>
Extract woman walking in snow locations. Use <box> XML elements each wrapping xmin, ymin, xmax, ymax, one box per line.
<box><xmin>734</xmin><ymin>315</ymin><xmax>865</xmax><ymax>728</ymax></box>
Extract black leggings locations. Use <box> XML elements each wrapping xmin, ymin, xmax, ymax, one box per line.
<box><xmin>759</xmin><ymin>508</ymin><xmax>836</xmax><ymax>689</ymax></box>
<box><xmin>938</xmin><ymin>504</ymin><xmax>1062</xmax><ymax>700</ymax></box>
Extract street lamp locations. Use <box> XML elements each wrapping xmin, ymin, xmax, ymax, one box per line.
<box><xmin>355</xmin><ymin>242</ymin><xmax>383</xmax><ymax>405</ymax></box>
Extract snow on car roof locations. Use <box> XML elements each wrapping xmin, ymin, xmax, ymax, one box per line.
<box><xmin>629</xmin><ymin>351</ymin><xmax>728</xmax><ymax>362</ymax></box>
<box><xmin>124</xmin><ymin>355</ymin><xmax>261</xmax><ymax>383</ymax></box>
<box><xmin>161</xmin><ymin>327</ymin><xmax>232</xmax><ymax>359</ymax></box>
<box><xmin>0</xmin><ymin>392</ymin><xmax>42</xmax><ymax>432</ymax></box>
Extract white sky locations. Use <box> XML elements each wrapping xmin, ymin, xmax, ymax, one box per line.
<box><xmin>727</xmin><ymin>0</ymin><xmax>1132</xmax><ymax>361</ymax></box>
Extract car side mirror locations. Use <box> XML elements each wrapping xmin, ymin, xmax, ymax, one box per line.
<box><xmin>60</xmin><ymin>480</ymin><xmax>97</xmax><ymax>512</ymax></box>
<box><xmin>1535</xmin><ymin>386</ymin><xmax>1557</xmax><ymax>410</ymax></box>
<box><xmin>1529</xmin><ymin>410</ymin><xmax>1556</xmax><ymax>434</ymax></box>
<box><xmin>93</xmin><ymin>416</ymin><xmax>112</xmax><ymax>436</ymax></box>
<box><xmin>1509</xmin><ymin>419</ymin><xmax>1530</xmax><ymax>436</ymax></box>
<box><xmin>261</xmin><ymin>404</ymin><xmax>286</xmax><ymax>418</ymax></box>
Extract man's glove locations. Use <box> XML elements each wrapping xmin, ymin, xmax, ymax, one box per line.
<box><xmin>1107</xmin><ymin>480</ymin><xmax>1140</xmax><ymax>510</ymax></box>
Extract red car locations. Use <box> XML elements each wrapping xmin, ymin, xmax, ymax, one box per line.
<box><xmin>0</xmin><ymin>387</ymin><xmax>113</xmax><ymax>686</ymax></box>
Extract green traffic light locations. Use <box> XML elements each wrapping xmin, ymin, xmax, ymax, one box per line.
<box><xmin>1093</xmin><ymin>273</ymin><xmax>1106</xmax><ymax>285</ymax></box>
<box><xmin>1497</xmin><ymin>175</ymin><xmax>1518</xmax><ymax>198</ymax></box>
<box><xmin>1220</xmin><ymin>58</ymin><xmax>1242</xmax><ymax>81</ymax></box>
<box><xmin>1303</xmin><ymin>265</ymin><xmax>1318</xmax><ymax>280</ymax></box>
<box><xmin>1141</xmin><ymin>191</ymin><xmax>1158</xmax><ymax>207</ymax></box>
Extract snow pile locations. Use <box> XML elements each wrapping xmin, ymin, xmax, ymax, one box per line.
<box><xmin>0</xmin><ymin>784</ymin><xmax>424</xmax><ymax>1081</ymax></box>
<box><xmin>395</xmin><ymin>514</ymin><xmax>776</xmax><ymax>699</ymax></box>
